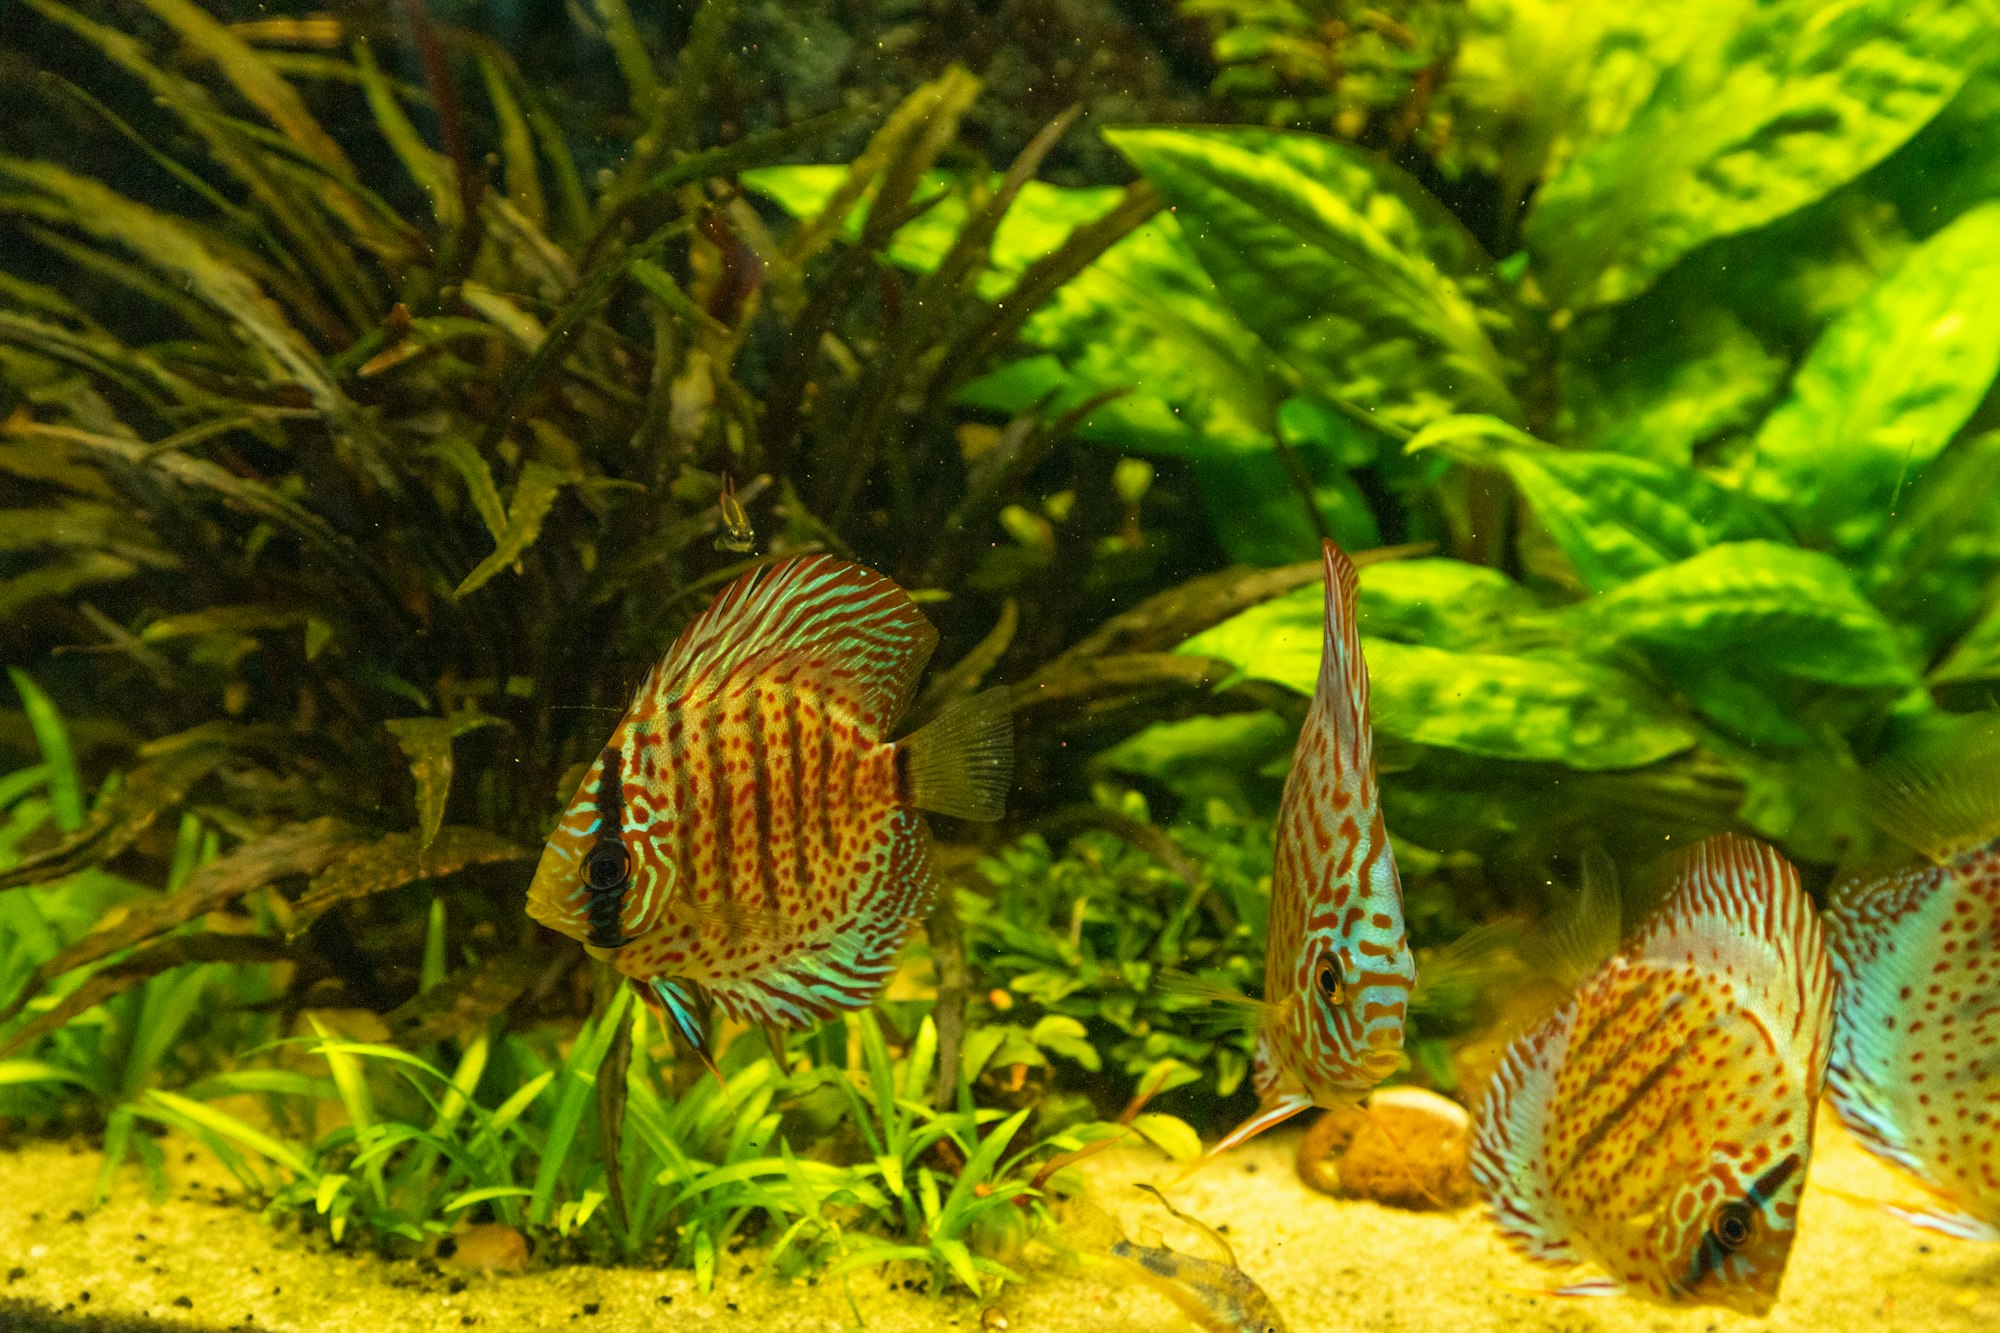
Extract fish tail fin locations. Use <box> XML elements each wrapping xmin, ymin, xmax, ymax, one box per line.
<box><xmin>1864</xmin><ymin>711</ymin><xmax>2000</xmax><ymax>863</ymax></box>
<box><xmin>1471</xmin><ymin>996</ymin><xmax>1582</xmax><ymax>1263</ymax></box>
<box><xmin>1635</xmin><ymin>834</ymin><xmax>1834</xmax><ymax>1077</ymax></box>
<box><xmin>900</xmin><ymin>686</ymin><xmax>1013</xmax><ymax>821</ymax></box>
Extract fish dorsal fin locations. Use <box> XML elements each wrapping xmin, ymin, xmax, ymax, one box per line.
<box><xmin>657</xmin><ymin>555</ymin><xmax>939</xmax><ymax>735</ymax></box>
<box><xmin>1313</xmin><ymin>538</ymin><xmax>1370</xmax><ymax>770</ymax></box>
<box><xmin>1628</xmin><ymin>834</ymin><xmax>1833</xmax><ymax>1077</ymax></box>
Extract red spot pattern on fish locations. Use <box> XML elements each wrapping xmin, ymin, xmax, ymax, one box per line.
<box><xmin>1825</xmin><ymin>836</ymin><xmax>2000</xmax><ymax>1239</ymax></box>
<box><xmin>1472</xmin><ymin>835</ymin><xmax>1833</xmax><ymax>1315</ymax></box>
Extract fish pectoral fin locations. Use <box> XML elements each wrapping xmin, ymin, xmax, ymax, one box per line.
<box><xmin>900</xmin><ymin>685</ymin><xmax>1013</xmax><ymax>821</ymax></box>
<box><xmin>1882</xmin><ymin>1204</ymin><xmax>2000</xmax><ymax>1242</ymax></box>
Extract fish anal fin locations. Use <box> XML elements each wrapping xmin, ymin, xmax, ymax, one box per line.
<box><xmin>659</xmin><ymin>555</ymin><xmax>939</xmax><ymax>735</ymax></box>
<box><xmin>1472</xmin><ymin>991</ymin><xmax>1583</xmax><ymax>1264</ymax></box>
<box><xmin>900</xmin><ymin>686</ymin><xmax>1012</xmax><ymax>820</ymax></box>
<box><xmin>1883</xmin><ymin>1205</ymin><xmax>2000</xmax><ymax>1242</ymax></box>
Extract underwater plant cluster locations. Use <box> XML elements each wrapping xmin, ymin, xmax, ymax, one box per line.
<box><xmin>2</xmin><ymin>0</ymin><xmax>2000</xmax><ymax>1326</ymax></box>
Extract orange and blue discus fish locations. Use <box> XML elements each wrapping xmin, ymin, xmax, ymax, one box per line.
<box><xmin>1211</xmin><ymin>539</ymin><xmax>1415</xmax><ymax>1154</ymax></box>
<box><xmin>1825</xmin><ymin>833</ymin><xmax>2000</xmax><ymax>1241</ymax></box>
<box><xmin>526</xmin><ymin>555</ymin><xmax>1012</xmax><ymax>1063</ymax></box>
<box><xmin>1472</xmin><ymin>834</ymin><xmax>1834</xmax><ymax>1316</ymax></box>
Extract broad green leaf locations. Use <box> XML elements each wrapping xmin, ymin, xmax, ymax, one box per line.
<box><xmin>1179</xmin><ymin>587</ymin><xmax>1324</xmax><ymax>695</ymax></box>
<box><xmin>1126</xmin><ymin>1113</ymin><xmax>1201</xmax><ymax>1162</ymax></box>
<box><xmin>1528</xmin><ymin>0</ymin><xmax>2000</xmax><ymax>309</ymax></box>
<box><xmin>1745</xmin><ymin>203</ymin><xmax>2000</xmax><ymax>554</ymax></box>
<box><xmin>1933</xmin><ymin>594</ymin><xmax>2000</xmax><ymax>685</ymax></box>
<box><xmin>1096</xmin><ymin>712</ymin><xmax>1294</xmax><ymax>810</ymax></box>
<box><xmin>1572</xmin><ymin>542</ymin><xmax>1917</xmax><ymax>688</ymax></box>
<box><xmin>1106</xmin><ymin>126</ymin><xmax>1520</xmax><ymax>429</ymax></box>
<box><xmin>1364</xmin><ymin>639</ymin><xmax>1697</xmax><ymax>770</ymax></box>
<box><xmin>1357</xmin><ymin>558</ymin><xmax>1542</xmax><ymax>651</ymax></box>
<box><xmin>453</xmin><ymin>462</ymin><xmax>567</xmax><ymax>598</ymax></box>
<box><xmin>1868</xmin><ymin>431</ymin><xmax>2000</xmax><ymax>658</ymax></box>
<box><xmin>1497</xmin><ymin>447</ymin><xmax>1788</xmax><ymax>592</ymax></box>
<box><xmin>385</xmin><ymin>718</ymin><xmax>453</xmax><ymax>851</ymax></box>
<box><xmin>1184</xmin><ymin>599</ymin><xmax>1693</xmax><ymax>769</ymax></box>
<box><xmin>1558</xmin><ymin>303</ymin><xmax>1788</xmax><ymax>466</ymax></box>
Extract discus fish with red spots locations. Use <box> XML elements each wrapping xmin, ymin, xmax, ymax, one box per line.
<box><xmin>526</xmin><ymin>555</ymin><xmax>1012</xmax><ymax>1063</ymax></box>
<box><xmin>1197</xmin><ymin>539</ymin><xmax>1415</xmax><ymax>1155</ymax></box>
<box><xmin>1471</xmin><ymin>834</ymin><xmax>1834</xmax><ymax>1315</ymax></box>
<box><xmin>1825</xmin><ymin>732</ymin><xmax>2000</xmax><ymax>1242</ymax></box>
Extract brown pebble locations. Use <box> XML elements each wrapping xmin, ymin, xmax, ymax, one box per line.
<box><xmin>1298</xmin><ymin>1086</ymin><xmax>1474</xmax><ymax>1210</ymax></box>
<box><xmin>440</xmin><ymin>1223</ymin><xmax>530</xmax><ymax>1273</ymax></box>
<box><xmin>981</xmin><ymin>1306</ymin><xmax>1011</xmax><ymax>1329</ymax></box>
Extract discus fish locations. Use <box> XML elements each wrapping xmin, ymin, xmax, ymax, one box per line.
<box><xmin>526</xmin><ymin>555</ymin><xmax>1013</xmax><ymax>1062</ymax></box>
<box><xmin>1073</xmin><ymin>1188</ymin><xmax>1289</xmax><ymax>1333</ymax></box>
<box><xmin>715</xmin><ymin>473</ymin><xmax>756</xmax><ymax>554</ymax></box>
<box><xmin>1471</xmin><ymin>834</ymin><xmax>1834</xmax><ymax>1315</ymax></box>
<box><xmin>1824</xmin><ymin>733</ymin><xmax>2000</xmax><ymax>1241</ymax></box>
<box><xmin>1206</xmin><ymin>539</ymin><xmax>1415</xmax><ymax>1154</ymax></box>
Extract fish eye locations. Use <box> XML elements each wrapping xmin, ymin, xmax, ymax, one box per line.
<box><xmin>1711</xmin><ymin>1201</ymin><xmax>1755</xmax><ymax>1251</ymax></box>
<box><xmin>1315</xmin><ymin>955</ymin><xmax>1346</xmax><ymax>1004</ymax></box>
<box><xmin>584</xmin><ymin>839</ymin><xmax>631</xmax><ymax>892</ymax></box>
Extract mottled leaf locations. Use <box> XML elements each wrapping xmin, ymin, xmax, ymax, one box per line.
<box><xmin>1179</xmin><ymin>584</ymin><xmax>1692</xmax><ymax>770</ymax></box>
<box><xmin>286</xmin><ymin>826</ymin><xmax>532</xmax><ymax>939</ymax></box>
<box><xmin>1366</xmin><ymin>639</ymin><xmax>1696</xmax><ymax>770</ymax></box>
<box><xmin>1106</xmin><ymin>126</ymin><xmax>1520</xmax><ymax>429</ymax></box>
<box><xmin>1572</xmin><ymin>542</ymin><xmax>1917</xmax><ymax>688</ymax></box>
<box><xmin>1745</xmin><ymin>203</ymin><xmax>2000</xmax><ymax>555</ymax></box>
<box><xmin>1357</xmin><ymin>559</ymin><xmax>1543</xmax><ymax>651</ymax></box>
<box><xmin>1529</xmin><ymin>0</ymin><xmax>2000</xmax><ymax>309</ymax></box>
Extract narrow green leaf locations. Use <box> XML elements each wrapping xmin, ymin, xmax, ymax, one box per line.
<box><xmin>478</xmin><ymin>54</ymin><xmax>545</xmax><ymax>227</ymax></box>
<box><xmin>353</xmin><ymin>38</ymin><xmax>458</xmax><ymax>230</ymax></box>
<box><xmin>7</xmin><ymin>668</ymin><xmax>81</xmax><ymax>833</ymax></box>
<box><xmin>147</xmin><ymin>1089</ymin><xmax>311</xmax><ymax>1176</ymax></box>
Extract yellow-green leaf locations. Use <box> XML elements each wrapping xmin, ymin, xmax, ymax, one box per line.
<box><xmin>453</xmin><ymin>462</ymin><xmax>567</xmax><ymax>598</ymax></box>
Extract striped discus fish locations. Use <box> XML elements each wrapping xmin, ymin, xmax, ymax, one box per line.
<box><xmin>1208</xmin><ymin>539</ymin><xmax>1414</xmax><ymax>1155</ymax></box>
<box><xmin>1825</xmin><ymin>834</ymin><xmax>2000</xmax><ymax>1241</ymax></box>
<box><xmin>526</xmin><ymin>555</ymin><xmax>1012</xmax><ymax>1064</ymax></box>
<box><xmin>1472</xmin><ymin>835</ymin><xmax>1834</xmax><ymax>1315</ymax></box>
